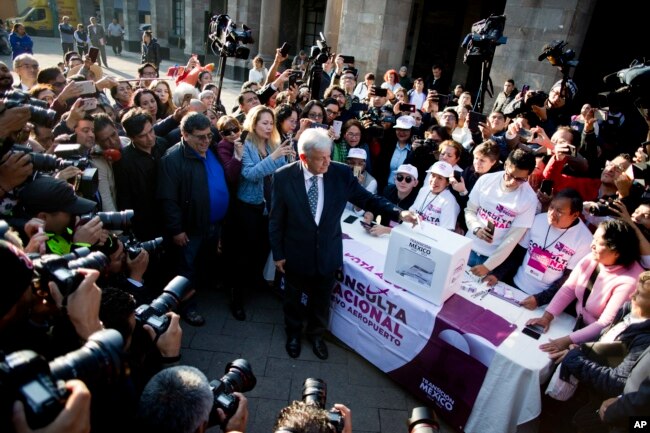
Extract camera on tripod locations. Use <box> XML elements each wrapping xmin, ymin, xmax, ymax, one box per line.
<box><xmin>302</xmin><ymin>378</ymin><xmax>344</xmax><ymax>432</ymax></box>
<box><xmin>0</xmin><ymin>329</ymin><xmax>125</xmax><ymax>429</ymax></box>
<box><xmin>538</xmin><ymin>40</ymin><xmax>578</xmax><ymax>69</ymax></box>
<box><xmin>210</xmin><ymin>358</ymin><xmax>257</xmax><ymax>417</ymax></box>
<box><xmin>598</xmin><ymin>59</ymin><xmax>650</xmax><ymax>111</ymax></box>
<box><xmin>31</xmin><ymin>247</ymin><xmax>109</xmax><ymax>297</ymax></box>
<box><xmin>134</xmin><ymin>275</ymin><xmax>191</xmax><ymax>336</ymax></box>
<box><xmin>309</xmin><ymin>32</ymin><xmax>331</xmax><ymax>64</ymax></box>
<box><xmin>208</xmin><ymin>14</ymin><xmax>254</xmax><ymax>59</ymax></box>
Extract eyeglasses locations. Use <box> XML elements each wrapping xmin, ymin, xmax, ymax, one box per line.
<box><xmin>221</xmin><ymin>127</ymin><xmax>240</xmax><ymax>137</ymax></box>
<box><xmin>141</xmin><ymin>72</ymin><xmax>157</xmax><ymax>77</ymax></box>
<box><xmin>19</xmin><ymin>64</ymin><xmax>39</xmax><ymax>69</ymax></box>
<box><xmin>308</xmin><ymin>112</ymin><xmax>323</xmax><ymax>120</ymax></box>
<box><xmin>503</xmin><ymin>170</ymin><xmax>528</xmax><ymax>183</ymax></box>
<box><xmin>345</xmin><ymin>132</ymin><xmax>361</xmax><ymax>138</ymax></box>
<box><xmin>326</xmin><ymin>108</ymin><xmax>339</xmax><ymax>117</ymax></box>
<box><xmin>396</xmin><ymin>175</ymin><xmax>413</xmax><ymax>184</ymax></box>
<box><xmin>191</xmin><ymin>132</ymin><xmax>214</xmax><ymax>141</ymax></box>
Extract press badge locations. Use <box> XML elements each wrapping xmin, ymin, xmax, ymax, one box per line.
<box><xmin>525</xmin><ymin>246</ymin><xmax>552</xmax><ymax>280</ymax></box>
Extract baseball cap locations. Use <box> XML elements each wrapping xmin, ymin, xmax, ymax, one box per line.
<box><xmin>393</xmin><ymin>115</ymin><xmax>416</xmax><ymax>130</ymax></box>
<box><xmin>427</xmin><ymin>161</ymin><xmax>454</xmax><ymax>178</ymax></box>
<box><xmin>396</xmin><ymin>164</ymin><xmax>418</xmax><ymax>180</ymax></box>
<box><xmin>551</xmin><ymin>79</ymin><xmax>578</xmax><ymax>100</ymax></box>
<box><xmin>399</xmin><ymin>66</ymin><xmax>408</xmax><ymax>73</ymax></box>
<box><xmin>19</xmin><ymin>176</ymin><xmax>97</xmax><ymax>215</ymax></box>
<box><xmin>0</xmin><ymin>240</ymin><xmax>34</xmax><ymax>317</ymax></box>
<box><xmin>347</xmin><ymin>148</ymin><xmax>367</xmax><ymax>160</ymax></box>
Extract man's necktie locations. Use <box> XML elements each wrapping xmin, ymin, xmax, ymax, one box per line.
<box><xmin>308</xmin><ymin>176</ymin><xmax>318</xmax><ymax>217</ymax></box>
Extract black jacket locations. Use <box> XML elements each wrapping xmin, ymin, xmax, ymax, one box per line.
<box><xmin>562</xmin><ymin>302</ymin><xmax>650</xmax><ymax>397</ymax></box>
<box><xmin>141</xmin><ymin>39</ymin><xmax>160</xmax><ymax>67</ymax></box>
<box><xmin>157</xmin><ymin>140</ymin><xmax>226</xmax><ymax>237</ymax></box>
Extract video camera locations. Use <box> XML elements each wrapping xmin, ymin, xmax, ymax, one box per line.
<box><xmin>134</xmin><ymin>275</ymin><xmax>191</xmax><ymax>336</ymax></box>
<box><xmin>2</xmin><ymin>89</ymin><xmax>58</xmax><ymax>128</ymax></box>
<box><xmin>461</xmin><ymin>14</ymin><xmax>507</xmax><ymax>64</ymax></box>
<box><xmin>598</xmin><ymin>59</ymin><xmax>650</xmax><ymax>111</ymax></box>
<box><xmin>78</xmin><ymin>210</ymin><xmax>134</xmax><ymax>231</ymax></box>
<box><xmin>31</xmin><ymin>247</ymin><xmax>109</xmax><ymax>297</ymax></box>
<box><xmin>407</xmin><ymin>407</ymin><xmax>439</xmax><ymax>433</ymax></box>
<box><xmin>210</xmin><ymin>358</ymin><xmax>257</xmax><ymax>418</ymax></box>
<box><xmin>208</xmin><ymin>14</ymin><xmax>254</xmax><ymax>59</ymax></box>
<box><xmin>0</xmin><ymin>329</ymin><xmax>124</xmax><ymax>429</ymax></box>
<box><xmin>302</xmin><ymin>378</ymin><xmax>344</xmax><ymax>432</ymax></box>
<box><xmin>538</xmin><ymin>40</ymin><xmax>578</xmax><ymax>69</ymax></box>
<box><xmin>309</xmin><ymin>32</ymin><xmax>332</xmax><ymax>64</ymax></box>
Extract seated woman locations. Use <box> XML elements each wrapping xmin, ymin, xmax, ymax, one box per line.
<box><xmin>527</xmin><ymin>219</ymin><xmax>644</xmax><ymax>358</ymax></box>
<box><xmin>409</xmin><ymin>161</ymin><xmax>460</xmax><ymax>231</ymax></box>
<box><xmin>363</xmin><ymin>164</ymin><xmax>420</xmax><ymax>236</ymax></box>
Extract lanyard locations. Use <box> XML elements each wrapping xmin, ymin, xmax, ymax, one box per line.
<box><xmin>419</xmin><ymin>191</ymin><xmax>439</xmax><ymax>215</ymax></box>
<box><xmin>542</xmin><ymin>224</ymin><xmax>569</xmax><ymax>251</ymax></box>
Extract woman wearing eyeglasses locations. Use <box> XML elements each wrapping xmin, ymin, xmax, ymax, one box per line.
<box><xmin>228</xmin><ymin>105</ymin><xmax>295</xmax><ymax>321</ymax></box>
<box><xmin>331</xmin><ymin>119</ymin><xmax>372</xmax><ymax>173</ymax></box>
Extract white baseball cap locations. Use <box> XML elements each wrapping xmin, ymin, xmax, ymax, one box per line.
<box><xmin>427</xmin><ymin>161</ymin><xmax>453</xmax><ymax>178</ymax></box>
<box><xmin>396</xmin><ymin>164</ymin><xmax>418</xmax><ymax>180</ymax></box>
<box><xmin>347</xmin><ymin>148</ymin><xmax>367</xmax><ymax>160</ymax></box>
<box><xmin>393</xmin><ymin>115</ymin><xmax>416</xmax><ymax>130</ymax></box>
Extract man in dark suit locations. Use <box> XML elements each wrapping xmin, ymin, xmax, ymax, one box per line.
<box><xmin>87</xmin><ymin>16</ymin><xmax>108</xmax><ymax>67</ymax></box>
<box><xmin>269</xmin><ymin>128</ymin><xmax>418</xmax><ymax>360</ymax></box>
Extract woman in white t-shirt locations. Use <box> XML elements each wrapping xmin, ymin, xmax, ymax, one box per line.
<box><xmin>248</xmin><ymin>56</ymin><xmax>268</xmax><ymax>85</ymax></box>
<box><xmin>410</xmin><ymin>161</ymin><xmax>460</xmax><ymax>231</ymax></box>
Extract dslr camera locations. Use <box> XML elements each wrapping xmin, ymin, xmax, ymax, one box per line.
<box><xmin>11</xmin><ymin>144</ymin><xmax>92</xmax><ymax>173</ymax></box>
<box><xmin>31</xmin><ymin>247</ymin><xmax>109</xmax><ymax>297</ymax></box>
<box><xmin>0</xmin><ymin>329</ymin><xmax>124</xmax><ymax>429</ymax></box>
<box><xmin>124</xmin><ymin>236</ymin><xmax>163</xmax><ymax>260</ymax></box>
<box><xmin>134</xmin><ymin>275</ymin><xmax>191</xmax><ymax>335</ymax></box>
<box><xmin>210</xmin><ymin>359</ymin><xmax>257</xmax><ymax>417</ymax></box>
<box><xmin>302</xmin><ymin>378</ymin><xmax>344</xmax><ymax>433</ymax></box>
<box><xmin>588</xmin><ymin>198</ymin><xmax>616</xmax><ymax>217</ymax></box>
<box><xmin>407</xmin><ymin>407</ymin><xmax>439</xmax><ymax>433</ymax></box>
<box><xmin>78</xmin><ymin>210</ymin><xmax>134</xmax><ymax>231</ymax></box>
<box><xmin>2</xmin><ymin>89</ymin><xmax>58</xmax><ymax>128</ymax></box>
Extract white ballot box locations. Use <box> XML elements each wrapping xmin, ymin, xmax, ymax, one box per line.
<box><xmin>383</xmin><ymin>223</ymin><xmax>472</xmax><ymax>305</ymax></box>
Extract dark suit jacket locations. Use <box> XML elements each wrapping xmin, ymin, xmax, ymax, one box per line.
<box><xmin>269</xmin><ymin>161</ymin><xmax>400</xmax><ymax>276</ymax></box>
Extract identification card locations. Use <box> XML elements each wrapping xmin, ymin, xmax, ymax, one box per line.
<box><xmin>525</xmin><ymin>246</ymin><xmax>552</xmax><ymax>281</ymax></box>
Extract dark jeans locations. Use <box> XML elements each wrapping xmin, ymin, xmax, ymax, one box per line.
<box><xmin>92</xmin><ymin>44</ymin><xmax>108</xmax><ymax>66</ymax></box>
<box><xmin>176</xmin><ymin>223</ymin><xmax>221</xmax><ymax>295</ymax></box>
<box><xmin>62</xmin><ymin>42</ymin><xmax>74</xmax><ymax>54</ymax></box>
<box><xmin>283</xmin><ymin>271</ymin><xmax>336</xmax><ymax>339</ymax></box>
<box><xmin>109</xmin><ymin>36</ymin><xmax>122</xmax><ymax>54</ymax></box>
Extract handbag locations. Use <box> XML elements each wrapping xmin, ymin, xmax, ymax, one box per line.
<box><xmin>573</xmin><ymin>264</ymin><xmax>600</xmax><ymax>332</ymax></box>
<box><xmin>581</xmin><ymin>341</ymin><xmax>627</xmax><ymax>367</ymax></box>
<box><xmin>545</xmin><ymin>363</ymin><xmax>578</xmax><ymax>401</ymax></box>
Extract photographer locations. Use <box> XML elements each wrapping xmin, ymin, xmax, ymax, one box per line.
<box><xmin>100</xmin><ymin>235</ymin><xmax>153</xmax><ymax>304</ymax></box>
<box><xmin>136</xmin><ymin>365</ymin><xmax>248</xmax><ymax>433</ymax></box>
<box><xmin>274</xmin><ymin>401</ymin><xmax>352</xmax><ymax>433</ymax></box>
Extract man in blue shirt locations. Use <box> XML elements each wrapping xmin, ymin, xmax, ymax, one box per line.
<box><xmin>158</xmin><ymin>113</ymin><xmax>229</xmax><ymax>326</ymax></box>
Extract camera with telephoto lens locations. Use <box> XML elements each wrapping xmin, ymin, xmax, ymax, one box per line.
<box><xmin>210</xmin><ymin>359</ymin><xmax>257</xmax><ymax>417</ymax></box>
<box><xmin>31</xmin><ymin>247</ymin><xmax>109</xmax><ymax>297</ymax></box>
<box><xmin>78</xmin><ymin>210</ymin><xmax>134</xmax><ymax>231</ymax></box>
<box><xmin>11</xmin><ymin>144</ymin><xmax>92</xmax><ymax>173</ymax></box>
<box><xmin>598</xmin><ymin>59</ymin><xmax>650</xmax><ymax>111</ymax></box>
<box><xmin>538</xmin><ymin>40</ymin><xmax>578</xmax><ymax>69</ymax></box>
<box><xmin>588</xmin><ymin>198</ymin><xmax>616</xmax><ymax>217</ymax></box>
<box><xmin>2</xmin><ymin>90</ymin><xmax>58</xmax><ymax>128</ymax></box>
<box><xmin>0</xmin><ymin>329</ymin><xmax>124</xmax><ymax>429</ymax></box>
<box><xmin>124</xmin><ymin>236</ymin><xmax>163</xmax><ymax>260</ymax></box>
<box><xmin>208</xmin><ymin>14</ymin><xmax>254</xmax><ymax>59</ymax></box>
<box><xmin>134</xmin><ymin>275</ymin><xmax>191</xmax><ymax>336</ymax></box>
<box><xmin>407</xmin><ymin>407</ymin><xmax>439</xmax><ymax>433</ymax></box>
<box><xmin>302</xmin><ymin>378</ymin><xmax>344</xmax><ymax>433</ymax></box>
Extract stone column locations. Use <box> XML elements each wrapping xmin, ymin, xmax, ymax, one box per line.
<box><xmin>257</xmin><ymin>0</ymin><xmax>282</xmax><ymax>61</ymax></box>
<box><xmin>122</xmin><ymin>0</ymin><xmax>140</xmax><ymax>52</ymax></box>
<box><xmin>184</xmin><ymin>0</ymin><xmax>210</xmax><ymax>60</ymax></box>
<box><xmin>323</xmin><ymin>0</ymin><xmax>343</xmax><ymax>51</ymax></box>
<box><xmin>150</xmin><ymin>0</ymin><xmax>170</xmax><ymax>61</ymax></box>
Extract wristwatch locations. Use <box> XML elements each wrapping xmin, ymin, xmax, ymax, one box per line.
<box><xmin>472</xmin><ymin>227</ymin><xmax>480</xmax><ymax>235</ymax></box>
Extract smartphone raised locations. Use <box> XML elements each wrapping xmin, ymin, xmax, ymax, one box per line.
<box><xmin>341</xmin><ymin>55</ymin><xmax>355</xmax><ymax>64</ymax></box>
<box><xmin>468</xmin><ymin>111</ymin><xmax>487</xmax><ymax>130</ymax></box>
<box><xmin>181</xmin><ymin>93</ymin><xmax>192</xmax><ymax>108</ymax></box>
<box><xmin>453</xmin><ymin>171</ymin><xmax>462</xmax><ymax>182</ymax></box>
<box><xmin>540</xmin><ymin>179</ymin><xmax>554</xmax><ymax>196</ymax></box>
<box><xmin>239</xmin><ymin>130</ymin><xmax>249</xmax><ymax>142</ymax></box>
<box><xmin>280</xmin><ymin>42</ymin><xmax>290</xmax><ymax>57</ymax></box>
<box><xmin>372</xmin><ymin>86</ymin><xmax>388</xmax><ymax>97</ymax></box>
<box><xmin>310</xmin><ymin>123</ymin><xmax>329</xmax><ymax>129</ymax></box>
<box><xmin>77</xmin><ymin>80</ymin><xmax>96</xmax><ymax>95</ymax></box>
<box><xmin>520</xmin><ymin>84</ymin><xmax>530</xmax><ymax>98</ymax></box>
<box><xmin>401</xmin><ymin>103</ymin><xmax>416</xmax><ymax>113</ymax></box>
<box><xmin>288</xmin><ymin>71</ymin><xmax>301</xmax><ymax>88</ymax></box>
<box><xmin>82</xmin><ymin>98</ymin><xmax>97</xmax><ymax>111</ymax></box>
<box><xmin>485</xmin><ymin>220</ymin><xmax>495</xmax><ymax>236</ymax></box>
<box><xmin>88</xmin><ymin>47</ymin><xmax>99</xmax><ymax>63</ymax></box>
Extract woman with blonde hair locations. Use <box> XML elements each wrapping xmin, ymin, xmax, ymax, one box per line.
<box><xmin>149</xmin><ymin>79</ymin><xmax>177</xmax><ymax>118</ymax></box>
<box><xmin>229</xmin><ymin>105</ymin><xmax>295</xmax><ymax>320</ymax></box>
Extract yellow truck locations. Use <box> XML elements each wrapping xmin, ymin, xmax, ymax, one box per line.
<box><xmin>7</xmin><ymin>0</ymin><xmax>87</xmax><ymax>36</ymax></box>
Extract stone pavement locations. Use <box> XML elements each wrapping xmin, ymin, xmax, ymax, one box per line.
<box><xmin>4</xmin><ymin>36</ymin><xmax>454</xmax><ymax>433</ymax></box>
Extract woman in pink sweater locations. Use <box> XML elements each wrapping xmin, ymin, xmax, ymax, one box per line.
<box><xmin>527</xmin><ymin>219</ymin><xmax>643</xmax><ymax>360</ymax></box>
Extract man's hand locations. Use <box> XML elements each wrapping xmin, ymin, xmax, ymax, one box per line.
<box><xmin>333</xmin><ymin>403</ymin><xmax>352</xmax><ymax>433</ymax></box>
<box><xmin>474</xmin><ymin>227</ymin><xmax>493</xmax><ymax>244</ymax></box>
<box><xmin>0</xmin><ymin>103</ymin><xmax>32</xmax><ymax>138</ymax></box>
<box><xmin>275</xmin><ymin>259</ymin><xmax>286</xmax><ymax>274</ymax></box>
<box><xmin>519</xmin><ymin>295</ymin><xmax>538</xmax><ymax>310</ymax></box>
<box><xmin>55</xmin><ymin>81</ymin><xmax>83</xmax><ymax>105</ymax></box>
<box><xmin>50</xmin><ymin>269</ymin><xmax>103</xmax><ymax>340</ymax></box>
<box><xmin>172</xmin><ymin>232</ymin><xmax>189</xmax><ymax>247</ymax></box>
<box><xmin>12</xmin><ymin>379</ymin><xmax>91</xmax><ymax>433</ymax></box>
<box><xmin>274</xmin><ymin>47</ymin><xmax>288</xmax><ymax>64</ymax></box>
<box><xmin>599</xmin><ymin>397</ymin><xmax>618</xmax><ymax>421</ymax></box>
<box><xmin>94</xmin><ymin>76</ymin><xmax>118</xmax><ymax>91</ymax></box>
<box><xmin>54</xmin><ymin>166</ymin><xmax>82</xmax><ymax>181</ymax></box>
<box><xmin>143</xmin><ymin>312</ymin><xmax>182</xmax><ymax>357</ymax></box>
<box><xmin>72</xmin><ymin>216</ymin><xmax>104</xmax><ymax>246</ymax></box>
<box><xmin>0</xmin><ymin>151</ymin><xmax>33</xmax><ymax>192</ymax></box>
<box><xmin>399</xmin><ymin>210</ymin><xmax>419</xmax><ymax>227</ymax></box>
<box><xmin>126</xmin><ymin>249</ymin><xmax>149</xmax><ymax>282</ymax></box>
<box><xmin>65</xmin><ymin>99</ymin><xmax>87</xmax><ymax>130</ymax></box>
<box><xmin>216</xmin><ymin>392</ymin><xmax>248</xmax><ymax>433</ymax></box>
<box><xmin>470</xmin><ymin>264</ymin><xmax>490</xmax><ymax>278</ymax></box>
<box><xmin>172</xmin><ymin>105</ymin><xmax>190</xmax><ymax>122</ymax></box>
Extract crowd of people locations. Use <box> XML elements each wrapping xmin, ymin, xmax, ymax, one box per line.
<box><xmin>0</xmin><ymin>23</ymin><xmax>649</xmax><ymax>433</ymax></box>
